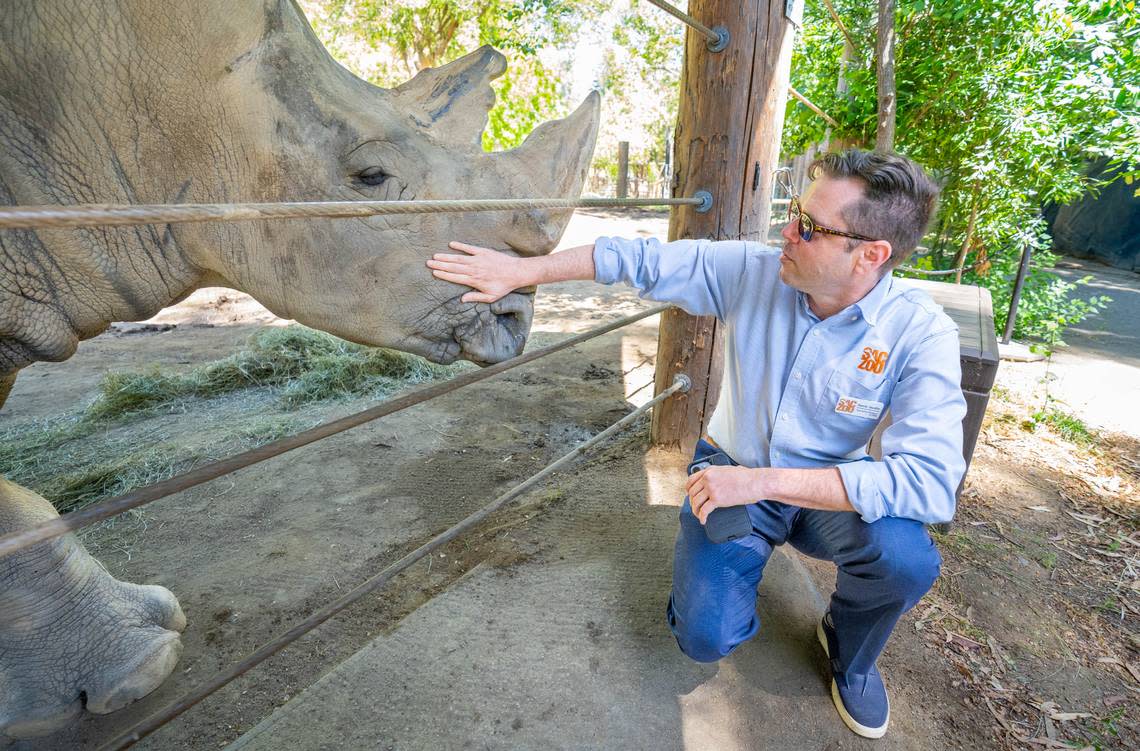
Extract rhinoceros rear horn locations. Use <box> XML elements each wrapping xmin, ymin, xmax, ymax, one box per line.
<box><xmin>393</xmin><ymin>46</ymin><xmax>507</xmax><ymax>147</ymax></box>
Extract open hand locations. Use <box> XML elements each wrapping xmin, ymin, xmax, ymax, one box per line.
<box><xmin>427</xmin><ymin>241</ymin><xmax>527</xmax><ymax>304</ymax></box>
<box><xmin>686</xmin><ymin>465</ymin><xmax>761</xmax><ymax>525</ymax></box>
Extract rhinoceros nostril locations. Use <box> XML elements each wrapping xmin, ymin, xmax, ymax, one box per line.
<box><xmin>490</xmin><ymin>297</ymin><xmax>522</xmax><ymax>316</ymax></box>
<box><xmin>495</xmin><ymin>311</ymin><xmax>525</xmax><ymax>342</ymax></box>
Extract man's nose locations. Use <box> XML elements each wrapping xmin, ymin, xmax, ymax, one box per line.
<box><xmin>779</xmin><ymin>218</ymin><xmax>799</xmax><ymax>244</ymax></box>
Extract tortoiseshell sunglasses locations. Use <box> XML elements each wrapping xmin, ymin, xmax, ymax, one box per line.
<box><xmin>774</xmin><ymin>168</ymin><xmax>878</xmax><ymax>244</ymax></box>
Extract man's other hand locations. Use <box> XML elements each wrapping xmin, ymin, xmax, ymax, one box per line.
<box><xmin>686</xmin><ymin>465</ymin><xmax>762</xmax><ymax>525</ymax></box>
<box><xmin>428</xmin><ymin>241</ymin><xmax>527</xmax><ymax>304</ymax></box>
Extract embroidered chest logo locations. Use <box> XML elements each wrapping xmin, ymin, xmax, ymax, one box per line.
<box><xmin>857</xmin><ymin>346</ymin><xmax>889</xmax><ymax>374</ymax></box>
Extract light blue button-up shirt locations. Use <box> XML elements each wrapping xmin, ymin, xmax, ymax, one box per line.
<box><xmin>593</xmin><ymin>235</ymin><xmax>968</xmax><ymax>524</ymax></box>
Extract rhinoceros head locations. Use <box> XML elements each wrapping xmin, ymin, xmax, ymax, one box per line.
<box><xmin>206</xmin><ymin>5</ymin><xmax>600</xmax><ymax>365</ymax></box>
<box><xmin>0</xmin><ymin>0</ymin><xmax>598</xmax><ymax>381</ymax></box>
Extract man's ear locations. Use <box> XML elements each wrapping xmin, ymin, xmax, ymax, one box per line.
<box><xmin>860</xmin><ymin>240</ymin><xmax>893</xmax><ymax>275</ymax></box>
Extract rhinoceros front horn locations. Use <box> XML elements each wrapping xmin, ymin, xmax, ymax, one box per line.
<box><xmin>505</xmin><ymin>90</ymin><xmax>601</xmax><ymax>198</ymax></box>
<box><xmin>393</xmin><ymin>46</ymin><xmax>600</xmax><ymax>254</ymax></box>
<box><xmin>492</xmin><ymin>90</ymin><xmax>601</xmax><ymax>254</ymax></box>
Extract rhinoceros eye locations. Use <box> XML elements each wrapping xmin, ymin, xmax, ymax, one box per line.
<box><xmin>356</xmin><ymin>167</ymin><xmax>391</xmax><ymax>187</ymax></box>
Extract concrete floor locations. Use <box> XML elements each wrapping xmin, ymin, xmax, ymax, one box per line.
<box><xmin>226</xmin><ymin>449</ymin><xmax>932</xmax><ymax>751</ymax></box>
<box><xmin>1001</xmin><ymin>256</ymin><xmax>1140</xmax><ymax>437</ymax></box>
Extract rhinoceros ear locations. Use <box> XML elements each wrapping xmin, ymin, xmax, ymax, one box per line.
<box><xmin>393</xmin><ymin>45</ymin><xmax>507</xmax><ymax>147</ymax></box>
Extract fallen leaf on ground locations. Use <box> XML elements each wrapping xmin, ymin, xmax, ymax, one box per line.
<box><xmin>1050</xmin><ymin>711</ymin><xmax>1093</xmax><ymax>721</ymax></box>
<box><xmin>982</xmin><ymin>695</ymin><xmax>1012</xmax><ymax>731</ymax></box>
<box><xmin>1066</xmin><ymin>511</ymin><xmax>1106</xmax><ymax>525</ymax></box>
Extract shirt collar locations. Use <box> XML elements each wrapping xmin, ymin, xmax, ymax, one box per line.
<box><xmin>796</xmin><ymin>272</ymin><xmax>895</xmax><ymax>326</ymax></box>
<box><xmin>853</xmin><ymin>271</ymin><xmax>894</xmax><ymax>326</ymax></box>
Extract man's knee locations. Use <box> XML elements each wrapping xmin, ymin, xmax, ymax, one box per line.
<box><xmin>671</xmin><ymin>618</ymin><xmax>750</xmax><ymax>663</ymax></box>
<box><xmin>667</xmin><ymin>595</ymin><xmax>756</xmax><ymax>663</ymax></box>
<box><xmin>885</xmin><ymin>545</ymin><xmax>941</xmax><ymax>602</ymax></box>
<box><xmin>847</xmin><ymin>521</ymin><xmax>942</xmax><ymax>599</ymax></box>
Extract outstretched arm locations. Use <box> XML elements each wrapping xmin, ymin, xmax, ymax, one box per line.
<box><xmin>427</xmin><ymin>242</ymin><xmax>596</xmax><ymax>304</ymax></box>
<box><xmin>433</xmin><ymin>236</ymin><xmax>752</xmax><ymax>318</ymax></box>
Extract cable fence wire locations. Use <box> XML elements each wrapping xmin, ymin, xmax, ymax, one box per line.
<box><xmin>896</xmin><ymin>265</ymin><xmax>965</xmax><ymax>276</ymax></box>
<box><xmin>897</xmin><ymin>261</ymin><xmax>986</xmax><ymax>277</ymax></box>
<box><xmin>0</xmin><ymin>197</ymin><xmax>707</xmax><ymax>230</ymax></box>
<box><xmin>98</xmin><ymin>374</ymin><xmax>689</xmax><ymax>751</ymax></box>
<box><xmin>0</xmin><ymin>305</ymin><xmax>672</xmax><ymax>561</ymax></box>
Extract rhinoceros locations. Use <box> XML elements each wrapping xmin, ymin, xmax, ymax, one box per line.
<box><xmin>0</xmin><ymin>0</ymin><xmax>598</xmax><ymax>738</ymax></box>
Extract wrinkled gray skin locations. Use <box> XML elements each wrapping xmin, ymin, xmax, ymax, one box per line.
<box><xmin>0</xmin><ymin>0</ymin><xmax>598</xmax><ymax>738</ymax></box>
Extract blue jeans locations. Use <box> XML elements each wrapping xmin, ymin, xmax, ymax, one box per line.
<box><xmin>667</xmin><ymin>439</ymin><xmax>941</xmax><ymax>675</ymax></box>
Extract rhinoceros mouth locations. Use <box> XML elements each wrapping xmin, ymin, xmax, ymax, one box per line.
<box><xmin>433</xmin><ymin>291</ymin><xmax>534</xmax><ymax>366</ymax></box>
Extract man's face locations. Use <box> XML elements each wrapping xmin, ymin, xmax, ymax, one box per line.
<box><xmin>777</xmin><ymin>176</ymin><xmax>869</xmax><ymax>297</ymax></box>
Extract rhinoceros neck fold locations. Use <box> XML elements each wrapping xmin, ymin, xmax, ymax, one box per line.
<box><xmin>0</xmin><ymin>212</ymin><xmax>204</xmax><ymax>373</ymax></box>
<box><xmin>0</xmin><ymin>101</ymin><xmax>209</xmax><ymax>378</ymax></box>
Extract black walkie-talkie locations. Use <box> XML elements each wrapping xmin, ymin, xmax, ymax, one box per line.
<box><xmin>687</xmin><ymin>453</ymin><xmax>754</xmax><ymax>544</ymax></box>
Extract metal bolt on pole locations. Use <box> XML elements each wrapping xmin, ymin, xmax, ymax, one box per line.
<box><xmin>646</xmin><ymin>0</ymin><xmax>729</xmax><ymax>51</ymax></box>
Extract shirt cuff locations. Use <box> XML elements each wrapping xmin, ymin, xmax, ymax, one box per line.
<box><xmin>837</xmin><ymin>459</ymin><xmax>889</xmax><ymax>524</ymax></box>
<box><xmin>592</xmin><ymin>236</ymin><xmax>621</xmax><ymax>285</ymax></box>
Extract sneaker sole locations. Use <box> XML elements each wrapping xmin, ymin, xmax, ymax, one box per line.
<box><xmin>816</xmin><ymin>618</ymin><xmax>889</xmax><ymax>740</ymax></box>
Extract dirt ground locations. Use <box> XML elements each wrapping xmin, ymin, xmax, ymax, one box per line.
<box><xmin>2</xmin><ymin>210</ymin><xmax>1137</xmax><ymax>749</ymax></box>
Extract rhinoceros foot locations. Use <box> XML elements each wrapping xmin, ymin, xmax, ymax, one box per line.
<box><xmin>0</xmin><ymin>478</ymin><xmax>186</xmax><ymax>740</ymax></box>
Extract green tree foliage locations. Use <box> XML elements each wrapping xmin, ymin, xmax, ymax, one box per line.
<box><xmin>784</xmin><ymin>0</ymin><xmax>1138</xmax><ymax>341</ymax></box>
<box><xmin>592</xmin><ymin>2</ymin><xmax>686</xmax><ymax>187</ymax></box>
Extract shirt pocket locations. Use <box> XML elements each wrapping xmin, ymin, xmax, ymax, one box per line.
<box><xmin>813</xmin><ymin>370</ymin><xmax>893</xmax><ymax>456</ymax></box>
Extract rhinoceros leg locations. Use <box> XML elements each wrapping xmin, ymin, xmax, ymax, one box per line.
<box><xmin>0</xmin><ymin>477</ymin><xmax>186</xmax><ymax>739</ymax></box>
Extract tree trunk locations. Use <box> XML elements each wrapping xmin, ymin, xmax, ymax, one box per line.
<box><xmin>617</xmin><ymin>141</ymin><xmax>630</xmax><ymax>199</ymax></box>
<box><xmin>875</xmin><ymin>0</ymin><xmax>897</xmax><ymax>151</ymax></box>
<box><xmin>652</xmin><ymin>0</ymin><xmax>796</xmax><ymax>451</ymax></box>
<box><xmin>953</xmin><ymin>185</ymin><xmax>979</xmax><ymax>283</ymax></box>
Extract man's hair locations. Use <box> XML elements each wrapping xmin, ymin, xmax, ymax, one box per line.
<box><xmin>808</xmin><ymin>149</ymin><xmax>940</xmax><ymax>269</ymax></box>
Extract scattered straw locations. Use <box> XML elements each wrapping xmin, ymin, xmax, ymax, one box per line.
<box><xmin>1</xmin><ymin>326</ymin><xmax>473</xmax><ymax>512</ymax></box>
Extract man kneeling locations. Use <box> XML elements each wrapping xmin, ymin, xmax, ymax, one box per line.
<box><xmin>429</xmin><ymin>149</ymin><xmax>966</xmax><ymax>739</ymax></box>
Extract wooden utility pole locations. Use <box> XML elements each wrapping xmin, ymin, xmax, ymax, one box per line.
<box><xmin>875</xmin><ymin>0</ymin><xmax>897</xmax><ymax>150</ymax></box>
<box><xmin>651</xmin><ymin>0</ymin><xmax>797</xmax><ymax>450</ymax></box>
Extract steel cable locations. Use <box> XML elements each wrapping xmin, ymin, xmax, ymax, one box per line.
<box><xmin>645</xmin><ymin>0</ymin><xmax>728</xmax><ymax>50</ymax></box>
<box><xmin>0</xmin><ymin>196</ymin><xmax>709</xmax><ymax>230</ymax></box>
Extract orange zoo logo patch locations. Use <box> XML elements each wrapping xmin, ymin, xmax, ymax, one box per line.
<box><xmin>857</xmin><ymin>347</ymin><xmax>889</xmax><ymax>374</ymax></box>
<box><xmin>836</xmin><ymin>398</ymin><xmax>858</xmax><ymax>414</ymax></box>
